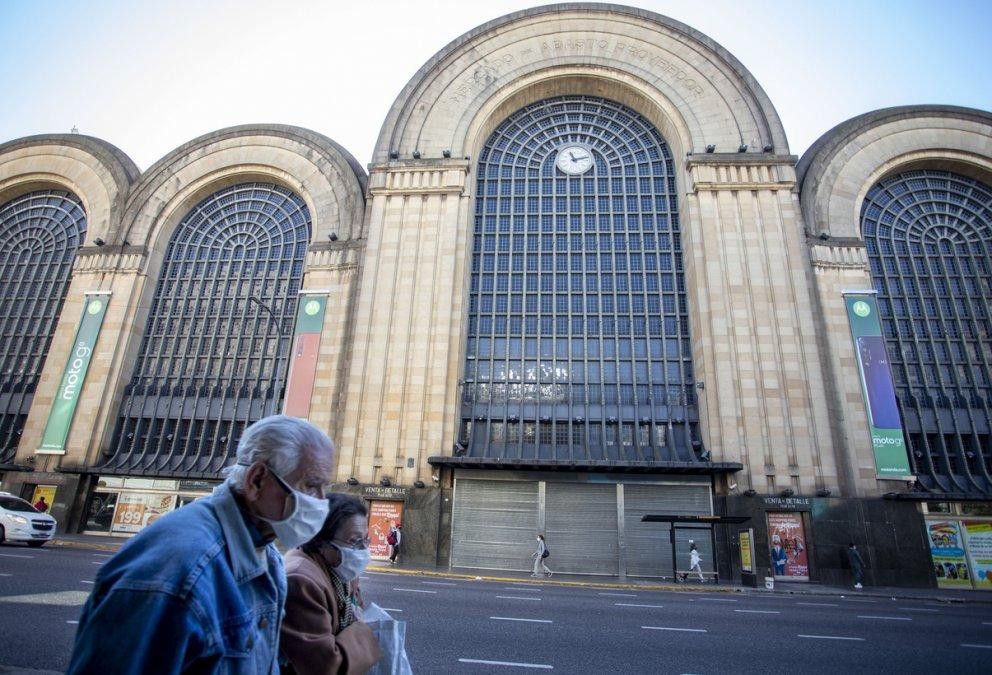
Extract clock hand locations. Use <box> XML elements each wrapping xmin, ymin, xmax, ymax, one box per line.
<box><xmin>569</xmin><ymin>152</ymin><xmax>578</xmax><ymax>162</ymax></box>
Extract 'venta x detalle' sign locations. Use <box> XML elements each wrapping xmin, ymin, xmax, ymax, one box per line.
<box><xmin>38</xmin><ymin>292</ymin><xmax>110</xmax><ymax>454</ymax></box>
<box><xmin>843</xmin><ymin>291</ymin><xmax>913</xmax><ymax>479</ymax></box>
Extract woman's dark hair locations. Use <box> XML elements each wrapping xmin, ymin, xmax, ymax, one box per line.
<box><xmin>301</xmin><ymin>494</ymin><xmax>368</xmax><ymax>554</ymax></box>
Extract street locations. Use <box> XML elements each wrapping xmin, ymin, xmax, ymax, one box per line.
<box><xmin>1</xmin><ymin>544</ymin><xmax>991</xmax><ymax>673</ymax></box>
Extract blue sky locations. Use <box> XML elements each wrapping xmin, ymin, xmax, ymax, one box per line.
<box><xmin>1</xmin><ymin>0</ymin><xmax>989</xmax><ymax>169</ymax></box>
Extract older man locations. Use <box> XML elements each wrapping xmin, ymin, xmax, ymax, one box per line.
<box><xmin>67</xmin><ymin>415</ymin><xmax>335</xmax><ymax>674</ymax></box>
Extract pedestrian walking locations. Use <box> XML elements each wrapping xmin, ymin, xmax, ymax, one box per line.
<box><xmin>532</xmin><ymin>534</ymin><xmax>552</xmax><ymax>578</ymax></box>
<box><xmin>388</xmin><ymin>524</ymin><xmax>402</xmax><ymax>564</ymax></box>
<box><xmin>688</xmin><ymin>541</ymin><xmax>705</xmax><ymax>582</ymax></box>
<box><xmin>66</xmin><ymin>415</ymin><xmax>336</xmax><ymax>674</ymax></box>
<box><xmin>847</xmin><ymin>542</ymin><xmax>867</xmax><ymax>589</ymax></box>
<box><xmin>32</xmin><ymin>495</ymin><xmax>48</xmax><ymax>512</ymax></box>
<box><xmin>281</xmin><ymin>494</ymin><xmax>381</xmax><ymax>675</ymax></box>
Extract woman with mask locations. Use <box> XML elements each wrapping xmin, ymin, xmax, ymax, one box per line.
<box><xmin>531</xmin><ymin>534</ymin><xmax>552</xmax><ymax>578</ymax></box>
<box><xmin>281</xmin><ymin>494</ymin><xmax>381</xmax><ymax>675</ymax></box>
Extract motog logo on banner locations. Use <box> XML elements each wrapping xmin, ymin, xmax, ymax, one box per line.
<box><xmin>843</xmin><ymin>292</ymin><xmax>913</xmax><ymax>479</ymax></box>
<box><xmin>39</xmin><ymin>294</ymin><xmax>110</xmax><ymax>453</ymax></box>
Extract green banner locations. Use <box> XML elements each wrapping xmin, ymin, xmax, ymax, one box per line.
<box><xmin>844</xmin><ymin>293</ymin><xmax>913</xmax><ymax>479</ymax></box>
<box><xmin>283</xmin><ymin>294</ymin><xmax>327</xmax><ymax>418</ymax></box>
<box><xmin>39</xmin><ymin>294</ymin><xmax>109</xmax><ymax>453</ymax></box>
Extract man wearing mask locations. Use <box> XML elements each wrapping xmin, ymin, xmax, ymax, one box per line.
<box><xmin>67</xmin><ymin>415</ymin><xmax>335</xmax><ymax>674</ymax></box>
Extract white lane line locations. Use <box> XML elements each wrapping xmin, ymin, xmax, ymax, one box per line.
<box><xmin>840</xmin><ymin>598</ymin><xmax>877</xmax><ymax>603</ymax></box>
<box><xmin>797</xmin><ymin>602</ymin><xmax>839</xmax><ymax>607</ymax></box>
<box><xmin>421</xmin><ymin>581</ymin><xmax>458</xmax><ymax>586</ymax></box>
<box><xmin>66</xmin><ymin>620</ymin><xmax>79</xmax><ymax>625</ymax></box>
<box><xmin>91</xmin><ymin>554</ymin><xmax>112</xmax><ymax>558</ymax></box>
<box><xmin>898</xmin><ymin>607</ymin><xmax>939</xmax><ymax>613</ymax></box>
<box><xmin>858</xmin><ymin>615</ymin><xmax>912</xmax><ymax>621</ymax></box>
<box><xmin>642</xmin><ymin>626</ymin><xmax>707</xmax><ymax>633</ymax></box>
<box><xmin>80</xmin><ymin>580</ymin><xmax>94</xmax><ymax>584</ymax></box>
<box><xmin>503</xmin><ymin>587</ymin><xmax>542</xmax><ymax>592</ymax></box>
<box><xmin>696</xmin><ymin>597</ymin><xmax>737</xmax><ymax>603</ymax></box>
<box><xmin>734</xmin><ymin>609</ymin><xmax>780</xmax><ymax>614</ymax></box>
<box><xmin>490</xmin><ymin>616</ymin><xmax>553</xmax><ymax>624</ymax></box>
<box><xmin>0</xmin><ymin>590</ymin><xmax>91</xmax><ymax>606</ymax></box>
<box><xmin>379</xmin><ymin>608</ymin><xmax>403</xmax><ymax>613</ymax></box>
<box><xmin>598</xmin><ymin>592</ymin><xmax>637</xmax><ymax>597</ymax></box>
<box><xmin>798</xmin><ymin>634</ymin><xmax>865</xmax><ymax>641</ymax></box>
<box><xmin>91</xmin><ymin>562</ymin><xmax>103</xmax><ymax>565</ymax></box>
<box><xmin>616</xmin><ymin>603</ymin><xmax>665</xmax><ymax>608</ymax></box>
<box><xmin>983</xmin><ymin>622</ymin><xmax>992</xmax><ymax>626</ymax></box>
<box><xmin>359</xmin><ymin>576</ymin><xmax>370</xmax><ymax>580</ymax></box>
<box><xmin>961</xmin><ymin>643</ymin><xmax>992</xmax><ymax>650</ymax></box>
<box><xmin>0</xmin><ymin>573</ymin><xmax>12</xmax><ymax>577</ymax></box>
<box><xmin>458</xmin><ymin>658</ymin><xmax>552</xmax><ymax>669</ymax></box>
<box><xmin>0</xmin><ymin>553</ymin><xmax>33</xmax><ymax>559</ymax></box>
<box><xmin>392</xmin><ymin>588</ymin><xmax>437</xmax><ymax>594</ymax></box>
<box><xmin>496</xmin><ymin>595</ymin><xmax>542</xmax><ymax>601</ymax></box>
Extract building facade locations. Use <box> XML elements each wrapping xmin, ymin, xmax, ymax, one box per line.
<box><xmin>1</xmin><ymin>4</ymin><xmax>990</xmax><ymax>589</ymax></box>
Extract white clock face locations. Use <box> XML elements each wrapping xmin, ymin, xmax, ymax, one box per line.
<box><xmin>555</xmin><ymin>145</ymin><xmax>593</xmax><ymax>175</ymax></box>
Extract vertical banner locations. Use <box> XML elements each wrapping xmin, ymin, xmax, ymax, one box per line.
<box><xmin>39</xmin><ymin>293</ymin><xmax>110</xmax><ymax>453</ymax></box>
<box><xmin>767</xmin><ymin>512</ymin><xmax>809</xmax><ymax>579</ymax></box>
<box><xmin>282</xmin><ymin>293</ymin><xmax>327</xmax><ymax>418</ymax></box>
<box><xmin>739</xmin><ymin>529</ymin><xmax>754</xmax><ymax>573</ymax></box>
<box><xmin>963</xmin><ymin>521</ymin><xmax>992</xmax><ymax>590</ymax></box>
<box><xmin>367</xmin><ymin>500</ymin><xmax>404</xmax><ymax>560</ymax></box>
<box><xmin>843</xmin><ymin>292</ymin><xmax>913</xmax><ymax>479</ymax></box>
<box><xmin>926</xmin><ymin>520</ymin><xmax>972</xmax><ymax>588</ymax></box>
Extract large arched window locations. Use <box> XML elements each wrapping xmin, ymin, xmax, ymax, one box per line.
<box><xmin>0</xmin><ymin>189</ymin><xmax>86</xmax><ymax>465</ymax></box>
<box><xmin>461</xmin><ymin>95</ymin><xmax>699</xmax><ymax>463</ymax></box>
<box><xmin>103</xmin><ymin>182</ymin><xmax>310</xmax><ymax>476</ymax></box>
<box><xmin>861</xmin><ymin>169</ymin><xmax>992</xmax><ymax>494</ymax></box>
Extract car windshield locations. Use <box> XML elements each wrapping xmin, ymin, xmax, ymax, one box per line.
<box><xmin>0</xmin><ymin>496</ymin><xmax>39</xmax><ymax>513</ymax></box>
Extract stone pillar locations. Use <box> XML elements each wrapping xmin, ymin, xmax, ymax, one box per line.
<box><xmin>338</xmin><ymin>160</ymin><xmax>471</xmax><ymax>485</ymax></box>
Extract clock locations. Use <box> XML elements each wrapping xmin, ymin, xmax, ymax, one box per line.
<box><xmin>555</xmin><ymin>145</ymin><xmax>593</xmax><ymax>175</ymax></box>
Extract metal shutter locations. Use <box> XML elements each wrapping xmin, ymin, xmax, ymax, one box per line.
<box><xmin>450</xmin><ymin>479</ymin><xmax>538</xmax><ymax>572</ymax></box>
<box><xmin>623</xmin><ymin>483</ymin><xmax>711</xmax><ymax>578</ymax></box>
<box><xmin>545</xmin><ymin>483</ymin><xmax>619</xmax><ymax>575</ymax></box>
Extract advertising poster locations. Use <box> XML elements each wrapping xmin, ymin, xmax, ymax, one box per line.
<box><xmin>767</xmin><ymin>512</ymin><xmax>809</xmax><ymax>579</ymax></box>
<box><xmin>39</xmin><ymin>293</ymin><xmax>110</xmax><ymax>453</ymax></box>
<box><xmin>739</xmin><ymin>529</ymin><xmax>754</xmax><ymax>573</ymax></box>
<box><xmin>111</xmin><ymin>493</ymin><xmax>177</xmax><ymax>534</ymax></box>
<box><xmin>282</xmin><ymin>294</ymin><xmax>327</xmax><ymax>419</ymax></box>
<box><xmin>843</xmin><ymin>293</ymin><xmax>913</xmax><ymax>479</ymax></box>
<box><xmin>963</xmin><ymin>521</ymin><xmax>992</xmax><ymax>590</ymax></box>
<box><xmin>30</xmin><ymin>485</ymin><xmax>57</xmax><ymax>512</ymax></box>
<box><xmin>926</xmin><ymin>520</ymin><xmax>972</xmax><ymax>588</ymax></box>
<box><xmin>367</xmin><ymin>500</ymin><xmax>403</xmax><ymax>560</ymax></box>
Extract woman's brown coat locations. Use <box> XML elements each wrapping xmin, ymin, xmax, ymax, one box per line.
<box><xmin>281</xmin><ymin>549</ymin><xmax>381</xmax><ymax>675</ymax></box>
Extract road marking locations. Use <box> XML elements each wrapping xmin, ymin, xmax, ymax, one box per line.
<box><xmin>798</xmin><ymin>634</ymin><xmax>865</xmax><ymax>641</ymax></box>
<box><xmin>734</xmin><ymin>609</ymin><xmax>780</xmax><ymax>614</ymax></box>
<box><xmin>983</xmin><ymin>622</ymin><xmax>992</xmax><ymax>626</ymax></box>
<box><xmin>503</xmin><ymin>587</ymin><xmax>541</xmax><ymax>592</ymax></box>
<box><xmin>0</xmin><ymin>573</ymin><xmax>11</xmax><ymax>577</ymax></box>
<box><xmin>615</xmin><ymin>603</ymin><xmax>665</xmax><ymax>608</ymax></box>
<box><xmin>359</xmin><ymin>576</ymin><xmax>369</xmax><ymax>580</ymax></box>
<box><xmin>696</xmin><ymin>597</ymin><xmax>737</xmax><ymax>603</ymax></box>
<box><xmin>66</xmin><ymin>620</ymin><xmax>79</xmax><ymax>624</ymax></box>
<box><xmin>421</xmin><ymin>581</ymin><xmax>458</xmax><ymax>586</ymax></box>
<box><xmin>0</xmin><ymin>591</ymin><xmax>91</xmax><ymax>606</ymax></box>
<box><xmin>80</xmin><ymin>580</ymin><xmax>94</xmax><ymax>584</ymax></box>
<box><xmin>379</xmin><ymin>608</ymin><xmax>403</xmax><ymax>613</ymax></box>
<box><xmin>797</xmin><ymin>602</ymin><xmax>838</xmax><ymax>607</ymax></box>
<box><xmin>496</xmin><ymin>595</ymin><xmax>542</xmax><ymax>601</ymax></box>
<box><xmin>898</xmin><ymin>607</ymin><xmax>939</xmax><ymax>613</ymax></box>
<box><xmin>642</xmin><ymin>626</ymin><xmax>707</xmax><ymax>633</ymax></box>
<box><xmin>490</xmin><ymin>616</ymin><xmax>553</xmax><ymax>624</ymax></box>
<box><xmin>0</xmin><ymin>553</ymin><xmax>33</xmax><ymax>559</ymax></box>
<box><xmin>458</xmin><ymin>658</ymin><xmax>552</xmax><ymax>669</ymax></box>
<box><xmin>598</xmin><ymin>592</ymin><xmax>637</xmax><ymax>597</ymax></box>
<box><xmin>961</xmin><ymin>643</ymin><xmax>992</xmax><ymax>650</ymax></box>
<box><xmin>392</xmin><ymin>588</ymin><xmax>436</xmax><ymax>594</ymax></box>
<box><xmin>92</xmin><ymin>554</ymin><xmax>112</xmax><ymax>558</ymax></box>
<box><xmin>91</xmin><ymin>561</ymin><xmax>103</xmax><ymax>565</ymax></box>
<box><xmin>840</xmin><ymin>598</ymin><xmax>876</xmax><ymax>603</ymax></box>
<box><xmin>858</xmin><ymin>615</ymin><xmax>911</xmax><ymax>621</ymax></box>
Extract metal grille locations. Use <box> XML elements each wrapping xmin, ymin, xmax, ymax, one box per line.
<box><xmin>102</xmin><ymin>182</ymin><xmax>310</xmax><ymax>476</ymax></box>
<box><xmin>861</xmin><ymin>169</ymin><xmax>992</xmax><ymax>494</ymax></box>
<box><xmin>0</xmin><ymin>190</ymin><xmax>86</xmax><ymax>465</ymax></box>
<box><xmin>461</xmin><ymin>95</ymin><xmax>698</xmax><ymax>462</ymax></box>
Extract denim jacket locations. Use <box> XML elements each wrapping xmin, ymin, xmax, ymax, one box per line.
<box><xmin>67</xmin><ymin>483</ymin><xmax>287</xmax><ymax>674</ymax></box>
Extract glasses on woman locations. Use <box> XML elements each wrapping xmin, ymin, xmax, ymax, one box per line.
<box><xmin>333</xmin><ymin>536</ymin><xmax>371</xmax><ymax>551</ymax></box>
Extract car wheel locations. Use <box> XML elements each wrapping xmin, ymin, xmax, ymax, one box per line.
<box><xmin>27</xmin><ymin>540</ymin><xmax>45</xmax><ymax>548</ymax></box>
<box><xmin>0</xmin><ymin>524</ymin><xmax>5</xmax><ymax>544</ymax></box>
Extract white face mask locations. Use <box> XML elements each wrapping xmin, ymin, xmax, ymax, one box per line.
<box><xmin>332</xmin><ymin>544</ymin><xmax>372</xmax><ymax>582</ymax></box>
<box><xmin>256</xmin><ymin>465</ymin><xmax>328</xmax><ymax>549</ymax></box>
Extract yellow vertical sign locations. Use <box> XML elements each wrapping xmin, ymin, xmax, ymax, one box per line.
<box><xmin>739</xmin><ymin>529</ymin><xmax>754</xmax><ymax>573</ymax></box>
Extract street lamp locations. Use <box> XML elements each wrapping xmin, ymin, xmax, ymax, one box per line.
<box><xmin>248</xmin><ymin>296</ymin><xmax>285</xmax><ymax>417</ymax></box>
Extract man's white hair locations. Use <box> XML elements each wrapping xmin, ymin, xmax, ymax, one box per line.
<box><xmin>223</xmin><ymin>415</ymin><xmax>334</xmax><ymax>491</ymax></box>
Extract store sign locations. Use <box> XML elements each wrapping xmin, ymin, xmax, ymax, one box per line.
<box><xmin>39</xmin><ymin>294</ymin><xmax>110</xmax><ymax>453</ymax></box>
<box><xmin>362</xmin><ymin>485</ymin><xmax>410</xmax><ymax>500</ymax></box>
<box><xmin>767</xmin><ymin>512</ymin><xmax>809</xmax><ymax>579</ymax></box>
<box><xmin>283</xmin><ymin>293</ymin><xmax>327</xmax><ymax>419</ymax></box>
<box><xmin>367</xmin><ymin>500</ymin><xmax>404</xmax><ymax>560</ymax></box>
<box><xmin>843</xmin><ymin>293</ymin><xmax>913</xmax><ymax>479</ymax></box>
<box><xmin>963</xmin><ymin>521</ymin><xmax>992</xmax><ymax>589</ymax></box>
<box><xmin>762</xmin><ymin>497</ymin><xmax>811</xmax><ymax>509</ymax></box>
<box><xmin>739</xmin><ymin>529</ymin><xmax>754</xmax><ymax>573</ymax></box>
<box><xmin>110</xmin><ymin>492</ymin><xmax>177</xmax><ymax>534</ymax></box>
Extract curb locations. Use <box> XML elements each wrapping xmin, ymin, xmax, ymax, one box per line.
<box><xmin>50</xmin><ymin>538</ymin><xmax>123</xmax><ymax>552</ymax></box>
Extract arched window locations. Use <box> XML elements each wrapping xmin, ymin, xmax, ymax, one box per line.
<box><xmin>461</xmin><ymin>95</ymin><xmax>699</xmax><ymax>463</ymax></box>
<box><xmin>103</xmin><ymin>182</ymin><xmax>310</xmax><ymax>476</ymax></box>
<box><xmin>0</xmin><ymin>190</ymin><xmax>86</xmax><ymax>465</ymax></box>
<box><xmin>861</xmin><ymin>169</ymin><xmax>992</xmax><ymax>493</ymax></box>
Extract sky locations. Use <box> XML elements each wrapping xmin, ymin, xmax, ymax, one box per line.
<box><xmin>1</xmin><ymin>0</ymin><xmax>990</xmax><ymax>170</ymax></box>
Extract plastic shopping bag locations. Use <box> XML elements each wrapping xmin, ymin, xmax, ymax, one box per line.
<box><xmin>364</xmin><ymin>603</ymin><xmax>413</xmax><ymax>675</ymax></box>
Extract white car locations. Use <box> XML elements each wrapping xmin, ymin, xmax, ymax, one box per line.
<box><xmin>0</xmin><ymin>492</ymin><xmax>57</xmax><ymax>547</ymax></box>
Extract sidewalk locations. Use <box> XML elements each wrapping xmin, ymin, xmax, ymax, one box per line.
<box><xmin>50</xmin><ymin>534</ymin><xmax>992</xmax><ymax>604</ymax></box>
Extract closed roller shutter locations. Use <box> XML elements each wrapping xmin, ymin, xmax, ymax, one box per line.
<box><xmin>545</xmin><ymin>483</ymin><xmax>619</xmax><ymax>575</ymax></box>
<box><xmin>451</xmin><ymin>479</ymin><xmax>538</xmax><ymax>572</ymax></box>
<box><xmin>623</xmin><ymin>483</ymin><xmax>711</xmax><ymax>578</ymax></box>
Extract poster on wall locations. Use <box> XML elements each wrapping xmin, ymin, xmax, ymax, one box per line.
<box><xmin>926</xmin><ymin>520</ymin><xmax>972</xmax><ymax>588</ymax></box>
<box><xmin>843</xmin><ymin>292</ymin><xmax>914</xmax><ymax>479</ymax></box>
<box><xmin>367</xmin><ymin>500</ymin><xmax>404</xmax><ymax>560</ymax></box>
<box><xmin>767</xmin><ymin>512</ymin><xmax>809</xmax><ymax>579</ymax></box>
<box><xmin>30</xmin><ymin>485</ymin><xmax>57</xmax><ymax>513</ymax></box>
<box><xmin>739</xmin><ymin>529</ymin><xmax>754</xmax><ymax>574</ymax></box>
<box><xmin>110</xmin><ymin>493</ymin><xmax>177</xmax><ymax>534</ymax></box>
<box><xmin>963</xmin><ymin>521</ymin><xmax>992</xmax><ymax>590</ymax></box>
<box><xmin>282</xmin><ymin>293</ymin><xmax>327</xmax><ymax>419</ymax></box>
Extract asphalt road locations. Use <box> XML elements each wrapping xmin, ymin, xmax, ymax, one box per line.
<box><xmin>1</xmin><ymin>542</ymin><xmax>991</xmax><ymax>673</ymax></box>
